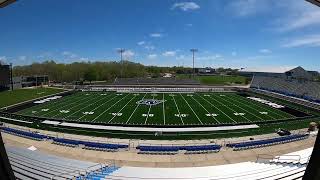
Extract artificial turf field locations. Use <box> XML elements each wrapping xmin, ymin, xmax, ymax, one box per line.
<box><xmin>15</xmin><ymin>91</ymin><xmax>297</xmax><ymax>126</ymax></box>
<box><xmin>0</xmin><ymin>87</ymin><xmax>64</xmax><ymax>108</ymax></box>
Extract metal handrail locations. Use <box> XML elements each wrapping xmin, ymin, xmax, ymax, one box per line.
<box><xmin>256</xmin><ymin>154</ymin><xmax>302</xmax><ymax>164</ymax></box>
<box><xmin>50</xmin><ymin>169</ymin><xmax>82</xmax><ymax>180</ymax></box>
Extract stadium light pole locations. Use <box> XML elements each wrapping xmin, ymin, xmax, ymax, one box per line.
<box><xmin>117</xmin><ymin>48</ymin><xmax>125</xmax><ymax>78</ymax></box>
<box><xmin>190</xmin><ymin>49</ymin><xmax>198</xmax><ymax>78</ymax></box>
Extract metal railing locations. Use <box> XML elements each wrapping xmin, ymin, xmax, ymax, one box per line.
<box><xmin>256</xmin><ymin>154</ymin><xmax>301</xmax><ymax>164</ymax></box>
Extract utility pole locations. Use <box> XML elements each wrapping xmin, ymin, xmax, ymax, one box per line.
<box><xmin>10</xmin><ymin>63</ymin><xmax>13</xmax><ymax>90</ymax></box>
<box><xmin>117</xmin><ymin>49</ymin><xmax>125</xmax><ymax>78</ymax></box>
<box><xmin>190</xmin><ymin>49</ymin><xmax>198</xmax><ymax>78</ymax></box>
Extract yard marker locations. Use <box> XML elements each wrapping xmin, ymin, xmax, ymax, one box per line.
<box><xmin>125</xmin><ymin>93</ymin><xmax>147</xmax><ymax>124</ymax></box>
<box><xmin>108</xmin><ymin>94</ymin><xmax>137</xmax><ymax>123</ymax></box>
<box><xmin>91</xmin><ymin>93</ymin><xmax>130</xmax><ymax>122</ymax></box>
<box><xmin>190</xmin><ymin>95</ymin><xmax>221</xmax><ymax>124</ymax></box>
<box><xmin>172</xmin><ymin>94</ymin><xmax>184</xmax><ymax>125</ymax></box>
<box><xmin>179</xmin><ymin>93</ymin><xmax>203</xmax><ymax>125</ymax></box>
<box><xmin>197</xmin><ymin>94</ymin><xmax>237</xmax><ymax>123</ymax></box>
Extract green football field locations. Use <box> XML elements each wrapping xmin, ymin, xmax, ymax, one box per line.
<box><xmin>0</xmin><ymin>87</ymin><xmax>64</xmax><ymax>108</ymax></box>
<box><xmin>16</xmin><ymin>91</ymin><xmax>295</xmax><ymax>126</ymax></box>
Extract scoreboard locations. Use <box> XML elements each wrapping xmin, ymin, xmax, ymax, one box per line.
<box><xmin>0</xmin><ymin>65</ymin><xmax>10</xmax><ymax>90</ymax></box>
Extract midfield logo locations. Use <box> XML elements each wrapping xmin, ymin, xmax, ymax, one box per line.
<box><xmin>136</xmin><ymin>99</ymin><xmax>165</xmax><ymax>106</ymax></box>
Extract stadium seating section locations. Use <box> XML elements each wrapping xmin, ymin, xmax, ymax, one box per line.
<box><xmin>1</xmin><ymin>126</ymin><xmax>129</xmax><ymax>151</ymax></box>
<box><xmin>113</xmin><ymin>77</ymin><xmax>200</xmax><ymax>85</ymax></box>
<box><xmin>6</xmin><ymin>146</ymin><xmax>118</xmax><ymax>180</ymax></box>
<box><xmin>6</xmin><ymin>145</ymin><xmax>311</xmax><ymax>180</ymax></box>
<box><xmin>0</xmin><ymin>127</ymin><xmax>50</xmax><ymax>140</ymax></box>
<box><xmin>251</xmin><ymin>76</ymin><xmax>320</xmax><ymax>103</ymax></box>
<box><xmin>137</xmin><ymin>144</ymin><xmax>222</xmax><ymax>154</ymax></box>
<box><xmin>227</xmin><ymin>134</ymin><xmax>309</xmax><ymax>151</ymax></box>
<box><xmin>53</xmin><ymin>138</ymin><xmax>128</xmax><ymax>151</ymax></box>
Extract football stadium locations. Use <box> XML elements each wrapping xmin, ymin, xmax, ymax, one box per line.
<box><xmin>0</xmin><ymin>0</ymin><xmax>320</xmax><ymax>180</ymax></box>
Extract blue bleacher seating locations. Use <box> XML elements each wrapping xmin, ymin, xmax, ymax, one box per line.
<box><xmin>226</xmin><ymin>134</ymin><xmax>309</xmax><ymax>151</ymax></box>
<box><xmin>0</xmin><ymin>127</ymin><xmax>49</xmax><ymax>140</ymax></box>
<box><xmin>136</xmin><ymin>144</ymin><xmax>221</xmax><ymax>154</ymax></box>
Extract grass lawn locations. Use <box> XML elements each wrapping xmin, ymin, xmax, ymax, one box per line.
<box><xmin>0</xmin><ymin>87</ymin><xmax>64</xmax><ymax>108</ymax></box>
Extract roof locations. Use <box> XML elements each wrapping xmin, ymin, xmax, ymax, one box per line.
<box><xmin>0</xmin><ymin>0</ymin><xmax>16</xmax><ymax>8</ymax></box>
<box><xmin>239</xmin><ymin>66</ymin><xmax>298</xmax><ymax>73</ymax></box>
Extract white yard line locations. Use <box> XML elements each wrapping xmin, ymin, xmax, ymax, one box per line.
<box><xmin>190</xmin><ymin>95</ymin><xmax>221</xmax><ymax>124</ymax></box>
<box><xmin>225</xmin><ymin>95</ymin><xmax>276</xmax><ymax>120</ymax></box>
<box><xmin>210</xmin><ymin>94</ymin><xmax>252</xmax><ymax>122</ymax></box>
<box><xmin>91</xmin><ymin>94</ymin><xmax>130</xmax><ymax>122</ymax></box>
<box><xmin>220</xmin><ymin>95</ymin><xmax>264</xmax><ymax>121</ymax></box>
<box><xmin>65</xmin><ymin>93</ymin><xmax>115</xmax><ymax>119</ymax></box>
<box><xmin>126</xmin><ymin>93</ymin><xmax>147</xmax><ymax>124</ymax></box>
<box><xmin>172</xmin><ymin>95</ymin><xmax>184</xmax><ymax>125</ymax></box>
<box><xmin>144</xmin><ymin>104</ymin><xmax>152</xmax><ymax>125</ymax></box>
<box><xmin>41</xmin><ymin>93</ymin><xmax>92</xmax><ymax>117</ymax></box>
<box><xmin>179</xmin><ymin>93</ymin><xmax>203</xmax><ymax>125</ymax></box>
<box><xmin>108</xmin><ymin>95</ymin><xmax>137</xmax><ymax>123</ymax></box>
<box><xmin>51</xmin><ymin>94</ymin><xmax>100</xmax><ymax>118</ymax></box>
<box><xmin>77</xmin><ymin>93</ymin><xmax>119</xmax><ymax>121</ymax></box>
<box><xmin>144</xmin><ymin>94</ymin><xmax>155</xmax><ymax>125</ymax></box>
<box><xmin>162</xmin><ymin>93</ymin><xmax>166</xmax><ymax>125</ymax></box>
<box><xmin>197</xmin><ymin>94</ymin><xmax>237</xmax><ymax>123</ymax></box>
<box><xmin>234</xmin><ymin>95</ymin><xmax>288</xmax><ymax>119</ymax></box>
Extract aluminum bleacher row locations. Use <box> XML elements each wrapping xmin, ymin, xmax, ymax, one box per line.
<box><xmin>5</xmin><ymin>146</ymin><xmax>119</xmax><ymax>180</ymax></box>
<box><xmin>251</xmin><ymin>76</ymin><xmax>320</xmax><ymax>104</ymax></box>
<box><xmin>6</xmin><ymin>145</ymin><xmax>312</xmax><ymax>180</ymax></box>
<box><xmin>270</xmin><ymin>147</ymin><xmax>313</xmax><ymax>165</ymax></box>
<box><xmin>136</xmin><ymin>144</ymin><xmax>222</xmax><ymax>154</ymax></box>
<box><xmin>1</xmin><ymin>126</ymin><xmax>129</xmax><ymax>152</ymax></box>
<box><xmin>227</xmin><ymin>134</ymin><xmax>309</xmax><ymax>151</ymax></box>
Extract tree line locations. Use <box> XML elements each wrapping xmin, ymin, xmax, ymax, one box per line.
<box><xmin>13</xmin><ymin>60</ymin><xmax>242</xmax><ymax>83</ymax></box>
<box><xmin>12</xmin><ymin>60</ymin><xmax>194</xmax><ymax>83</ymax></box>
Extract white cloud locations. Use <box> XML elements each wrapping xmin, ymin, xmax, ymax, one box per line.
<box><xmin>282</xmin><ymin>34</ymin><xmax>320</xmax><ymax>48</ymax></box>
<box><xmin>259</xmin><ymin>49</ymin><xmax>272</xmax><ymax>53</ymax></box>
<box><xmin>144</xmin><ymin>45</ymin><xmax>155</xmax><ymax>50</ymax></box>
<box><xmin>62</xmin><ymin>51</ymin><xmax>77</xmax><ymax>58</ymax></box>
<box><xmin>18</xmin><ymin>56</ymin><xmax>27</xmax><ymax>61</ymax></box>
<box><xmin>0</xmin><ymin>56</ymin><xmax>7</xmax><ymax>61</ymax></box>
<box><xmin>162</xmin><ymin>51</ymin><xmax>176</xmax><ymax>57</ymax></box>
<box><xmin>79</xmin><ymin>57</ymin><xmax>89</xmax><ymax>61</ymax></box>
<box><xmin>198</xmin><ymin>54</ymin><xmax>222</xmax><ymax>60</ymax></box>
<box><xmin>185</xmin><ymin>23</ymin><xmax>193</xmax><ymax>27</ymax></box>
<box><xmin>227</xmin><ymin>0</ymin><xmax>270</xmax><ymax>17</ymax></box>
<box><xmin>122</xmin><ymin>50</ymin><xmax>135</xmax><ymax>59</ymax></box>
<box><xmin>147</xmin><ymin>54</ymin><xmax>157</xmax><ymax>59</ymax></box>
<box><xmin>277</xmin><ymin>11</ymin><xmax>320</xmax><ymax>32</ymax></box>
<box><xmin>137</xmin><ymin>41</ymin><xmax>145</xmax><ymax>46</ymax></box>
<box><xmin>269</xmin><ymin>0</ymin><xmax>320</xmax><ymax>32</ymax></box>
<box><xmin>171</xmin><ymin>2</ymin><xmax>200</xmax><ymax>11</ymax></box>
<box><xmin>231</xmin><ymin>52</ymin><xmax>237</xmax><ymax>56</ymax></box>
<box><xmin>176</xmin><ymin>55</ymin><xmax>186</xmax><ymax>60</ymax></box>
<box><xmin>150</xmin><ymin>33</ymin><xmax>163</xmax><ymax>38</ymax></box>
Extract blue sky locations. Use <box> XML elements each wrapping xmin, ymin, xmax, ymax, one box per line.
<box><xmin>0</xmin><ymin>0</ymin><xmax>320</xmax><ymax>72</ymax></box>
